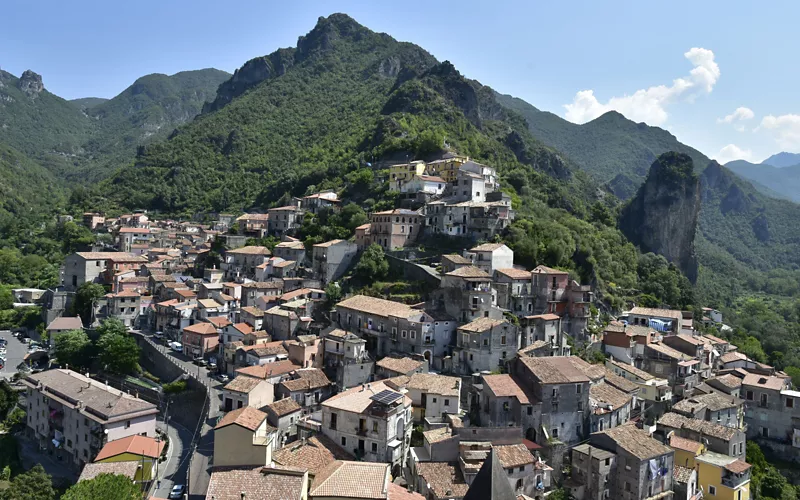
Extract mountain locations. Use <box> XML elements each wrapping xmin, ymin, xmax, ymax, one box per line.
<box><xmin>0</xmin><ymin>67</ymin><xmax>230</xmax><ymax>183</ymax></box>
<box><xmin>494</xmin><ymin>93</ymin><xmax>709</xmax><ymax>199</ymax></box>
<box><xmin>0</xmin><ymin>141</ymin><xmax>64</xmax><ymax>222</ymax></box>
<box><xmin>98</xmin><ymin>14</ymin><xmax>590</xmax><ymax>216</ymax></box>
<box><xmin>725</xmin><ymin>160</ymin><xmax>800</xmax><ymax>202</ymax></box>
<box><xmin>762</xmin><ymin>152</ymin><xmax>800</xmax><ymax>168</ymax></box>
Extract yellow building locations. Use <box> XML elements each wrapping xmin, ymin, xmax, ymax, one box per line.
<box><xmin>425</xmin><ymin>154</ymin><xmax>469</xmax><ymax>183</ymax></box>
<box><xmin>389</xmin><ymin>161</ymin><xmax>427</xmax><ymax>191</ymax></box>
<box><xmin>669</xmin><ymin>434</ymin><xmax>705</xmax><ymax>468</ymax></box>
<box><xmin>695</xmin><ymin>451</ymin><xmax>751</xmax><ymax>500</ymax></box>
<box><xmin>93</xmin><ymin>434</ymin><xmax>165</xmax><ymax>482</ymax></box>
<box><xmin>213</xmin><ymin>406</ymin><xmax>276</xmax><ymax>467</ymax></box>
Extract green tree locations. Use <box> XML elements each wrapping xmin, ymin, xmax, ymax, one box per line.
<box><xmin>0</xmin><ymin>466</ymin><xmax>9</xmax><ymax>482</ymax></box>
<box><xmin>72</xmin><ymin>282</ymin><xmax>105</xmax><ymax>325</ymax></box>
<box><xmin>95</xmin><ymin>318</ymin><xmax>127</xmax><ymax>337</ymax></box>
<box><xmin>53</xmin><ymin>329</ymin><xmax>92</xmax><ymax>370</ymax></box>
<box><xmin>0</xmin><ymin>464</ymin><xmax>55</xmax><ymax>500</ymax></box>
<box><xmin>97</xmin><ymin>328</ymin><xmax>140</xmax><ymax>375</ymax></box>
<box><xmin>324</xmin><ymin>281</ymin><xmax>342</xmax><ymax>310</ymax></box>
<box><xmin>58</xmin><ymin>221</ymin><xmax>95</xmax><ymax>254</ymax></box>
<box><xmin>0</xmin><ymin>381</ymin><xmax>17</xmax><ymax>421</ymax></box>
<box><xmin>61</xmin><ymin>473</ymin><xmax>140</xmax><ymax>500</ymax></box>
<box><xmin>0</xmin><ymin>288</ymin><xmax>12</xmax><ymax>310</ymax></box>
<box><xmin>162</xmin><ymin>380</ymin><xmax>187</xmax><ymax>394</ymax></box>
<box><xmin>354</xmin><ymin>243</ymin><xmax>389</xmax><ymax>282</ymax></box>
<box><xmin>785</xmin><ymin>366</ymin><xmax>800</xmax><ymax>389</ymax></box>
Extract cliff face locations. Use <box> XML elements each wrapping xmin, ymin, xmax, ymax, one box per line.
<box><xmin>620</xmin><ymin>152</ymin><xmax>701</xmax><ymax>282</ymax></box>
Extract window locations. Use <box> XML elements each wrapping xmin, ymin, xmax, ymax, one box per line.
<box><xmin>605</xmin><ymin>458</ymin><xmax>610</xmax><ymax>466</ymax></box>
<box><xmin>625</xmin><ymin>482</ymin><xmax>631</xmax><ymax>492</ymax></box>
<box><xmin>577</xmin><ymin>402</ymin><xmax>583</xmax><ymax>412</ymax></box>
<box><xmin>410</xmin><ymin>330</ymin><xmax>416</xmax><ymax>339</ymax></box>
<box><xmin>125</xmin><ymin>421</ymin><xmax>131</xmax><ymax>429</ymax></box>
<box><xmin>444</xmin><ymin>399</ymin><xmax>450</xmax><ymax>407</ymax></box>
<box><xmin>708</xmin><ymin>485</ymin><xmax>717</xmax><ymax>495</ymax></box>
<box><xmin>501</xmin><ymin>335</ymin><xmax>506</xmax><ymax>345</ymax></box>
<box><xmin>330</xmin><ymin>413</ymin><xmax>338</xmax><ymax>430</ymax></box>
<box><xmin>527</xmin><ymin>407</ymin><xmax>533</xmax><ymax>416</ymax></box>
<box><xmin>552</xmin><ymin>428</ymin><xmax>558</xmax><ymax>438</ymax></box>
<box><xmin>372</xmin><ymin>442</ymin><xmax>378</xmax><ymax>453</ymax></box>
<box><xmin>483</xmin><ymin>339</ymin><xmax>489</xmax><ymax>346</ymax></box>
<box><xmin>373</xmin><ymin>421</ymin><xmax>378</xmax><ymax>432</ymax></box>
<box><xmin>762</xmin><ymin>427</ymin><xmax>769</xmax><ymax>438</ymax></box>
<box><xmin>402</xmin><ymin>330</ymin><xmax>407</xmax><ymax>338</ymax></box>
<box><xmin>746</xmin><ymin>390</ymin><xmax>754</xmax><ymax>400</ymax></box>
<box><xmin>519</xmin><ymin>466</ymin><xmax>525</xmax><ymax>472</ymax></box>
<box><xmin>576</xmin><ymin>384</ymin><xmax>582</xmax><ymax>394</ymax></box>
<box><xmin>341</xmin><ymin>437</ymin><xmax>347</xmax><ymax>446</ymax></box>
<box><xmin>432</xmin><ymin>397</ymin><xmax>437</xmax><ymax>404</ymax></box>
<box><xmin>787</xmin><ymin>398</ymin><xmax>794</xmax><ymax>408</ymax></box>
<box><xmin>738</xmin><ymin>442</ymin><xmax>743</xmax><ymax>455</ymax></box>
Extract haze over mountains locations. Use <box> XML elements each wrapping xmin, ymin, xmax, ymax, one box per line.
<box><xmin>3</xmin><ymin>13</ymin><xmax>800</xmax><ymax>301</ymax></box>
<box><xmin>726</xmin><ymin>153</ymin><xmax>800</xmax><ymax>202</ymax></box>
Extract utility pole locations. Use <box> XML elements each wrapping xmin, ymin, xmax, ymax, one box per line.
<box><xmin>186</xmin><ymin>442</ymin><xmax>196</xmax><ymax>500</ymax></box>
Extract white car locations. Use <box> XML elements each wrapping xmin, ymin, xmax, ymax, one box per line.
<box><xmin>154</xmin><ymin>331</ymin><xmax>164</xmax><ymax>339</ymax></box>
<box><xmin>170</xmin><ymin>342</ymin><xmax>183</xmax><ymax>352</ymax></box>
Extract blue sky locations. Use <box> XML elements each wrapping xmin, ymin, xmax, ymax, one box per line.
<box><xmin>3</xmin><ymin>0</ymin><xmax>799</xmax><ymax>163</ymax></box>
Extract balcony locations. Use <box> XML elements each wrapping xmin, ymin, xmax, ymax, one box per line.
<box><xmin>356</xmin><ymin>426</ymin><xmax>368</xmax><ymax>436</ymax></box>
<box><xmin>721</xmin><ymin>472</ymin><xmax>750</xmax><ymax>489</ymax></box>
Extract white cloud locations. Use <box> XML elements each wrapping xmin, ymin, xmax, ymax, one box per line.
<box><xmin>759</xmin><ymin>114</ymin><xmax>800</xmax><ymax>150</ymax></box>
<box><xmin>713</xmin><ymin>144</ymin><xmax>753</xmax><ymax>164</ymax></box>
<box><xmin>563</xmin><ymin>47</ymin><xmax>720</xmax><ymax>125</ymax></box>
<box><xmin>717</xmin><ymin>106</ymin><xmax>754</xmax><ymax>124</ymax></box>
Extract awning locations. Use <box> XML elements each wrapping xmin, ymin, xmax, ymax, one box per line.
<box><xmin>678</xmin><ymin>360</ymin><xmax>700</xmax><ymax>367</ymax></box>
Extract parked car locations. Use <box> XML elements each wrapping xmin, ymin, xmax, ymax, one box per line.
<box><xmin>169</xmin><ymin>484</ymin><xmax>185</xmax><ymax>499</ymax></box>
<box><xmin>153</xmin><ymin>331</ymin><xmax>164</xmax><ymax>339</ymax></box>
<box><xmin>193</xmin><ymin>357</ymin><xmax>207</xmax><ymax>366</ymax></box>
<box><xmin>217</xmin><ymin>374</ymin><xmax>229</xmax><ymax>383</ymax></box>
<box><xmin>170</xmin><ymin>342</ymin><xmax>183</xmax><ymax>352</ymax></box>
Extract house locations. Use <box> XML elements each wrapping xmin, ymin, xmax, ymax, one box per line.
<box><xmin>273</xmin><ymin>239</ymin><xmax>307</xmax><ymax>264</ymax></box>
<box><xmin>401</xmin><ymin>174</ymin><xmax>447</xmax><ymax>195</ymax></box>
<box><xmin>741</xmin><ymin>373</ymin><xmax>799</xmax><ymax>443</ymax></box>
<box><xmin>605</xmin><ymin>359</ymin><xmax>672</xmax><ymax>407</ymax></box>
<box><xmin>568</xmin><ymin>443</ymin><xmax>618</xmax><ymax>500</ymax></box>
<box><xmin>221</xmin><ymin>376</ymin><xmax>274</xmax><ymax>412</ymax></box>
<box><xmin>368</xmin><ymin>209</ymin><xmax>424</xmax><ymax>250</ymax></box>
<box><xmin>376</xmin><ymin>356</ymin><xmax>426</xmax><ymax>379</ymax></box>
<box><xmin>240</xmin><ymin>341</ymin><xmax>289</xmax><ymax>367</ymax></box>
<box><xmin>262</xmin><ymin>306</ymin><xmax>302</xmax><ymax>340</ymax></box>
<box><xmin>602</xmin><ymin>323</ymin><xmax>657</xmax><ymax>365</ymax></box>
<box><xmin>63</xmin><ymin>252</ymin><xmax>138</xmax><ymax>291</ymax></box>
<box><xmin>236</xmin><ymin>360</ymin><xmax>301</xmax><ymax>385</ymax></box>
<box><xmin>669</xmin><ymin>434</ymin><xmax>705</xmax><ymax>469</ymax></box>
<box><xmin>415</xmin><ymin>462</ymin><xmax>470</xmax><ymax>500</ymax></box>
<box><xmin>672</xmin><ymin>392</ymin><xmax>744</xmax><ymax>429</ymax></box>
<box><xmin>644</xmin><ymin>342</ymin><xmax>699</xmax><ymax>397</ymax></box>
<box><xmin>98</xmin><ymin>291</ymin><xmax>140</xmax><ymax>328</ymax></box>
<box><xmin>321</xmin><ymin>381</ymin><xmax>413</xmax><ymax>471</ymax></box>
<box><xmin>205</xmin><ymin>465</ymin><xmax>308</xmax><ymax>500</ymax></box>
<box><xmin>705</xmin><ymin>374</ymin><xmax>743</xmax><ymax>397</ymax></box>
<box><xmin>181</xmin><ymin>322</ymin><xmax>220</xmax><ymax>359</ymax></box>
<box><xmin>511</xmin><ymin>356</ymin><xmax>591</xmax><ymax>446</ymax></box>
<box><xmin>239</xmin><ymin>306</ymin><xmax>265</xmax><ymax>331</ymax></box>
<box><xmin>45</xmin><ymin>316</ymin><xmax>83</xmax><ymax>348</ymax></box>
<box><xmin>519</xmin><ymin>314</ymin><xmax>570</xmax><ymax>357</ymax></box>
<box><xmin>390</xmin><ymin>160</ymin><xmax>428</xmax><ymax>191</ymax></box>
<box><xmin>301</xmin><ymin>191</ymin><xmax>340</xmax><ymax>214</ymax></box>
<box><xmin>264</xmin><ymin>397</ymin><xmax>303</xmax><ymax>447</ymax></box>
<box><xmin>321</xmin><ymin>329</ymin><xmax>374</xmax><ymax>390</ymax></box>
<box><xmin>309</xmin><ymin>460</ymin><xmax>405</xmax><ymax>500</ymax></box>
<box><xmin>695</xmin><ymin>451</ymin><xmax>751</xmax><ymax>500</ymax></box>
<box><xmin>93</xmin><ymin>435</ymin><xmax>164</xmax><ymax>481</ymax></box>
<box><xmin>78</xmin><ymin>461</ymin><xmax>138</xmax><ymax>483</ymax></box>
<box><xmin>453</xmin><ymin>318</ymin><xmax>519</xmax><ymax>374</ymax></box>
<box><xmin>354</xmin><ymin>223</ymin><xmax>372</xmax><ymax>251</ymax></box>
<box><xmin>237</xmin><ymin>213</ymin><xmax>270</xmax><ymax>236</ymax></box>
<box><xmin>453</xmin><ymin>169</ymin><xmax>486</xmax><ymax>202</ymax></box>
<box><xmin>277</xmin><ymin>368</ymin><xmax>333</xmax><ymax>413</ymax></box>
<box><xmin>241</xmin><ymin>281</ymin><xmax>284</xmax><ymax>307</ymax></box>
<box><xmin>657</xmin><ymin>412</ymin><xmax>746</xmax><ymax>459</ymax></box>
<box><xmin>117</xmin><ymin>227</ymin><xmax>150</xmax><ymax>252</ymax></box>
<box><xmin>441</xmin><ymin>254</ymin><xmax>472</xmax><ymax>273</ymax></box>
<box><xmin>405</xmin><ymin>373</ymin><xmax>461</xmax><ymax>423</ymax></box>
<box><xmin>312</xmin><ymin>239</ymin><xmax>358</xmax><ymax>284</ymax></box>
<box><xmin>22</xmin><ymin>369</ymin><xmax>158</xmax><ymax>468</ymax></box>
<box><xmin>268</xmin><ymin>205</ymin><xmax>305</xmax><ymax>235</ymax></box>
<box><xmin>586</xmin><ymin>425</ymin><xmax>674</xmax><ymax>500</ymax></box>
<box><xmin>625</xmin><ymin>307</ymin><xmax>685</xmax><ymax>334</ymax></box>
<box><xmin>214</xmin><ymin>406</ymin><xmax>276</xmax><ymax>467</ymax></box>
<box><xmin>283</xmin><ymin>334</ymin><xmax>322</xmax><ymax>369</ymax></box>
<box><xmin>475</xmin><ymin>374</ymin><xmax>538</xmax><ymax>429</ymax></box>
<box><xmin>465</xmin><ymin>243</ymin><xmax>513</xmax><ymax>274</ymax></box>
<box><xmin>589</xmin><ymin>382</ymin><xmax>633</xmax><ymax>433</ymax></box>
<box><xmin>272</xmin><ymin>435</ymin><xmax>354</xmax><ymax>476</ymax></box>
<box><xmin>222</xmin><ymin>246</ymin><xmax>272</xmax><ymax>280</ymax></box>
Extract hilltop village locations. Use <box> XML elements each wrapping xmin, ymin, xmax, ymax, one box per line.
<box><xmin>6</xmin><ymin>153</ymin><xmax>796</xmax><ymax>500</ymax></box>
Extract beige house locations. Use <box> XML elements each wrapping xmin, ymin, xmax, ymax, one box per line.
<box><xmin>213</xmin><ymin>406</ymin><xmax>277</xmax><ymax>467</ymax></box>
<box><xmin>222</xmin><ymin>376</ymin><xmax>274</xmax><ymax>412</ymax></box>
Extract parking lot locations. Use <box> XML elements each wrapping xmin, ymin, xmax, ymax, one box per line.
<box><xmin>0</xmin><ymin>330</ymin><xmax>30</xmax><ymax>379</ymax></box>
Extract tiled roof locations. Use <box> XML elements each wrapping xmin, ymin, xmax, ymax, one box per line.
<box><xmin>423</xmin><ymin>427</ymin><xmax>453</xmax><ymax>444</ymax></box>
<box><xmin>198</xmin><ymin>298</ymin><xmax>222</xmax><ymax>309</ymax></box>
<box><xmin>598</xmin><ymin>424</ymin><xmax>673</xmax><ymax>460</ymax></box>
<box><xmin>236</xmin><ymin>360</ymin><xmax>300</xmax><ymax>379</ymax></box>
<box><xmin>669</xmin><ymin>435</ymin><xmax>704</xmax><ymax>454</ymax></box>
<box><xmin>78</xmin><ymin>461</ymin><xmax>139</xmax><ymax>482</ymax></box>
<box><xmin>442</xmin><ymin>254</ymin><xmax>472</xmax><ymax>264</ymax></box>
<box><xmin>647</xmin><ymin>342</ymin><xmax>691</xmax><ymax>361</ymax></box>
<box><xmin>483</xmin><ymin>375</ymin><xmax>529</xmax><ymax>404</ymax></box>
<box><xmin>657</xmin><ymin>412</ymin><xmax>740</xmax><ymax>440</ymax></box>
<box><xmin>215</xmin><ymin>406</ymin><xmax>269</xmax><ymax>432</ymax></box>
<box><xmin>725</xmin><ymin>459</ymin><xmax>752</xmax><ymax>474</ymax></box>
<box><xmin>602</xmin><ymin>369</ymin><xmax>639</xmax><ymax>393</ymax></box>
<box><xmin>94</xmin><ymin>435</ymin><xmax>165</xmax><ymax>461</ymax></box>
<box><xmin>518</xmin><ymin>356</ymin><xmax>590</xmax><ymax>384</ymax></box>
<box><xmin>524</xmin><ymin>313</ymin><xmax>560</xmax><ymax>321</ymax></box>
<box><xmin>495</xmin><ymin>268</ymin><xmax>532</xmax><ymax>280</ymax></box>
<box><xmin>568</xmin><ymin>357</ymin><xmax>606</xmax><ymax>381</ymax></box>
<box><xmin>742</xmin><ymin>373</ymin><xmax>788</xmax><ymax>391</ymax></box>
<box><xmin>240</xmin><ymin>306</ymin><xmax>265</xmax><ymax>318</ymax></box>
<box><xmin>223</xmin><ymin>376</ymin><xmax>265</xmax><ymax>394</ymax></box>
<box><xmin>407</xmin><ymin>373</ymin><xmax>460</xmax><ymax>397</ymax></box>
<box><xmin>336</xmin><ymin>295</ymin><xmax>416</xmax><ymax>318</ymax></box>
<box><xmin>470</xmin><ymin>243</ymin><xmax>508</xmax><ymax>252</ymax></box>
<box><xmin>388</xmin><ymin>483</ymin><xmax>425</xmax><ymax>500</ymax></box>
<box><xmin>607</xmin><ymin>359</ymin><xmax>654</xmax><ymax>381</ymax></box>
<box><xmin>673</xmin><ymin>464</ymin><xmax>694</xmax><ymax>484</ymax></box>
<box><xmin>272</xmin><ymin>435</ymin><xmax>354</xmax><ymax>476</ymax></box>
<box><xmin>673</xmin><ymin>392</ymin><xmax>741</xmax><ymax>413</ymax></box>
<box><xmin>458</xmin><ymin>317</ymin><xmax>507</xmax><ymax>333</ymax></box>
<box><xmin>719</xmin><ymin>351</ymin><xmax>748</xmax><ymax>364</ymax></box>
<box><xmin>265</xmin><ymin>397</ymin><xmax>302</xmax><ymax>417</ymax></box>
<box><xmin>207</xmin><ymin>316</ymin><xmax>232</xmax><ymax>328</ymax></box>
<box><xmin>46</xmin><ymin>316</ymin><xmax>83</xmax><ymax>331</ymax></box>
<box><xmin>314</xmin><ymin>239</ymin><xmax>346</xmax><ymax>248</ymax></box>
<box><xmin>280</xmin><ymin>369</ymin><xmax>331</xmax><ymax>392</ymax></box>
<box><xmin>206</xmin><ymin>466</ymin><xmax>306</xmax><ymax>500</ymax></box>
<box><xmin>445</xmin><ymin>266</ymin><xmax>491</xmax><ymax>279</ymax></box>
<box><xmin>590</xmin><ymin>382</ymin><xmax>632</xmax><ymax>412</ymax></box>
<box><xmin>183</xmin><ymin>322</ymin><xmax>218</xmax><ymax>335</ymax></box>
<box><xmin>628</xmin><ymin>307</ymin><xmax>683</xmax><ymax>321</ymax></box>
<box><xmin>376</xmin><ymin>356</ymin><xmax>424</xmax><ymax>375</ymax></box>
<box><xmin>532</xmin><ymin>265</ymin><xmax>568</xmax><ymax>275</ymax></box>
<box><xmin>76</xmin><ymin>251</ymin><xmax>139</xmax><ymax>260</ymax></box>
<box><xmin>231</xmin><ymin>322</ymin><xmax>254</xmax><ymax>334</ymax></box>
<box><xmin>494</xmin><ymin>444</ymin><xmax>534</xmax><ymax>468</ymax></box>
<box><xmin>309</xmin><ymin>461</ymin><xmax>389</xmax><ymax>499</ymax></box>
<box><xmin>323</xmin><ymin>382</ymin><xmax>407</xmax><ymax>414</ymax></box>
<box><xmin>672</xmin><ymin>333</ymin><xmax>705</xmax><ymax>346</ymax></box>
<box><xmin>707</xmin><ymin>374</ymin><xmax>742</xmax><ymax>390</ymax></box>
<box><xmin>226</xmin><ymin>246</ymin><xmax>272</xmax><ymax>255</ymax></box>
<box><xmin>248</xmin><ymin>343</ymin><xmax>288</xmax><ymax>358</ymax></box>
<box><xmin>415</xmin><ymin>462</ymin><xmax>470</xmax><ymax>499</ymax></box>
<box><xmin>242</xmin><ymin>281</ymin><xmax>284</xmax><ymax>289</ymax></box>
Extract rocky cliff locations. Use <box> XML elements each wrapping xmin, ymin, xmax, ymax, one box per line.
<box><xmin>620</xmin><ymin>152</ymin><xmax>701</xmax><ymax>282</ymax></box>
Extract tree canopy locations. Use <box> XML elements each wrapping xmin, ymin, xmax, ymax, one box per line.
<box><xmin>354</xmin><ymin>244</ymin><xmax>389</xmax><ymax>282</ymax></box>
<box><xmin>53</xmin><ymin>329</ymin><xmax>92</xmax><ymax>370</ymax></box>
<box><xmin>61</xmin><ymin>473</ymin><xmax>140</xmax><ymax>500</ymax></box>
<box><xmin>72</xmin><ymin>282</ymin><xmax>105</xmax><ymax>325</ymax></box>
<box><xmin>0</xmin><ymin>464</ymin><xmax>55</xmax><ymax>500</ymax></box>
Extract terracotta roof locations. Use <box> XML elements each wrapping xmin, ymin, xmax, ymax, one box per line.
<box><xmin>725</xmin><ymin>459</ymin><xmax>752</xmax><ymax>474</ymax></box>
<box><xmin>702</xmin><ymin>333</ymin><xmax>729</xmax><ymax>345</ymax></box>
<box><xmin>495</xmin><ymin>268</ymin><xmax>532</xmax><ymax>280</ymax></box>
<box><xmin>416</xmin><ymin>462</ymin><xmax>469</xmax><ymax>499</ymax></box>
<box><xmin>598</xmin><ymin>424</ymin><xmax>673</xmax><ymax>460</ymax></box>
<box><xmin>483</xmin><ymin>375</ymin><xmax>529</xmax><ymax>404</ymax></box>
<box><xmin>742</xmin><ymin>373</ymin><xmax>787</xmax><ymax>391</ymax></box>
<box><xmin>183</xmin><ymin>322</ymin><xmax>218</xmax><ymax>335</ymax></box>
<box><xmin>423</xmin><ymin>427</ymin><xmax>453</xmax><ymax>444</ymax></box>
<box><xmin>223</xmin><ymin>376</ymin><xmax>265</xmax><ymax>394</ymax></box>
<box><xmin>494</xmin><ymin>444</ymin><xmax>535</xmax><ymax>468</ymax></box>
<box><xmin>206</xmin><ymin>466</ymin><xmax>306</xmax><ymax>500</ymax></box>
<box><xmin>231</xmin><ymin>322</ymin><xmax>254</xmax><ymax>334</ymax></box>
<box><xmin>590</xmin><ymin>382</ymin><xmax>632</xmax><ymax>413</ymax></box>
<box><xmin>78</xmin><ymin>461</ymin><xmax>139</xmax><ymax>482</ymax></box>
<box><xmin>669</xmin><ymin>435</ymin><xmax>704</xmax><ymax>454</ymax></box>
<box><xmin>673</xmin><ymin>392</ymin><xmax>741</xmax><ymax>413</ymax></box>
<box><xmin>323</xmin><ymin>381</ymin><xmax>408</xmax><ymax>414</ymax></box>
<box><xmin>94</xmin><ymin>435</ymin><xmax>165</xmax><ymax>461</ymax></box>
<box><xmin>532</xmin><ymin>265</ymin><xmax>568</xmax><ymax>275</ymax></box>
<box><xmin>647</xmin><ymin>342</ymin><xmax>691</xmax><ymax>360</ymax></box>
<box><xmin>309</xmin><ymin>461</ymin><xmax>390</xmax><ymax>499</ymax></box>
<box><xmin>458</xmin><ymin>317</ymin><xmax>507</xmax><ymax>333</ymax></box>
<box><xmin>518</xmin><ymin>356</ymin><xmax>590</xmax><ymax>384</ymax></box>
<box><xmin>275</xmin><ymin>240</ymin><xmax>306</xmax><ymax>250</ymax></box>
<box><xmin>314</xmin><ymin>239</ymin><xmax>347</xmax><ymax>248</ymax></box>
<box><xmin>226</xmin><ymin>246</ymin><xmax>271</xmax><ymax>255</ymax></box>
<box><xmin>76</xmin><ymin>251</ymin><xmax>139</xmax><ymax>260</ymax></box>
<box><xmin>198</xmin><ymin>298</ymin><xmax>222</xmax><ymax>309</ymax></box>
<box><xmin>602</xmin><ymin>369</ymin><xmax>639</xmax><ymax>393</ymax></box>
<box><xmin>445</xmin><ymin>266</ymin><xmax>491</xmax><ymax>279</ymax></box>
<box><xmin>673</xmin><ymin>464</ymin><xmax>694</xmax><ymax>484</ymax></box>
<box><xmin>719</xmin><ymin>351</ymin><xmax>748</xmax><ymax>364</ymax></box>
<box><xmin>274</xmin><ymin>260</ymin><xmax>296</xmax><ymax>268</ymax></box>
<box><xmin>280</xmin><ymin>369</ymin><xmax>331</xmax><ymax>392</ymax></box>
<box><xmin>248</xmin><ymin>343</ymin><xmax>288</xmax><ymax>358</ymax></box>
<box><xmin>215</xmin><ymin>406</ymin><xmax>269</xmax><ymax>431</ymax></box>
<box><xmin>607</xmin><ymin>359</ymin><xmax>654</xmax><ymax>381</ymax></box>
<box><xmin>241</xmin><ymin>281</ymin><xmax>284</xmax><ymax>289</ymax></box>
<box><xmin>672</xmin><ymin>333</ymin><xmax>705</xmax><ymax>346</ymax></box>
<box><xmin>236</xmin><ymin>360</ymin><xmax>300</xmax><ymax>379</ymax></box>
<box><xmin>47</xmin><ymin>316</ymin><xmax>83</xmax><ymax>331</ymax></box>
<box><xmin>525</xmin><ymin>313</ymin><xmax>561</xmax><ymax>321</ymax></box>
<box><xmin>707</xmin><ymin>374</ymin><xmax>742</xmax><ymax>390</ymax></box>
<box><xmin>407</xmin><ymin>373</ymin><xmax>460</xmax><ymax>397</ymax></box>
<box><xmin>470</xmin><ymin>243</ymin><xmax>508</xmax><ymax>252</ymax></box>
<box><xmin>628</xmin><ymin>307</ymin><xmax>683</xmax><ymax>322</ymax></box>
<box><xmin>657</xmin><ymin>412</ymin><xmax>740</xmax><ymax>440</ymax></box>
<box><xmin>336</xmin><ymin>295</ymin><xmax>416</xmax><ymax>318</ymax></box>
<box><xmin>240</xmin><ymin>306</ymin><xmax>266</xmax><ymax>318</ymax></box>
<box><xmin>376</xmin><ymin>356</ymin><xmax>424</xmax><ymax>375</ymax></box>
<box><xmin>388</xmin><ymin>483</ymin><xmax>425</xmax><ymax>500</ymax></box>
<box><xmin>272</xmin><ymin>435</ymin><xmax>354</xmax><ymax>476</ymax></box>
<box><xmin>208</xmin><ymin>316</ymin><xmax>232</xmax><ymax>328</ymax></box>
<box><xmin>265</xmin><ymin>397</ymin><xmax>302</xmax><ymax>418</ymax></box>
<box><xmin>568</xmin><ymin>357</ymin><xmax>606</xmax><ymax>381</ymax></box>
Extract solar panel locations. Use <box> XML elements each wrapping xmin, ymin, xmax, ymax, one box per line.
<box><xmin>370</xmin><ymin>389</ymin><xmax>402</xmax><ymax>405</ymax></box>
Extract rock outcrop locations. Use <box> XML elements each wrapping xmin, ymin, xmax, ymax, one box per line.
<box><xmin>17</xmin><ymin>70</ymin><xmax>43</xmax><ymax>97</ymax></box>
<box><xmin>620</xmin><ymin>152</ymin><xmax>701</xmax><ymax>282</ymax></box>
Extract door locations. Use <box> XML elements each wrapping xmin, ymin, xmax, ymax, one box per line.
<box><xmin>225</xmin><ymin>398</ymin><xmax>233</xmax><ymax>412</ymax></box>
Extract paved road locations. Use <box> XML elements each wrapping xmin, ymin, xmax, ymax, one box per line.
<box><xmin>0</xmin><ymin>330</ymin><xmax>30</xmax><ymax>378</ymax></box>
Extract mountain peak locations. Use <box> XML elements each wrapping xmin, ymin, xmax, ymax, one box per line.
<box><xmin>762</xmin><ymin>151</ymin><xmax>800</xmax><ymax>168</ymax></box>
<box><xmin>17</xmin><ymin>69</ymin><xmax>43</xmax><ymax>97</ymax></box>
<box><xmin>296</xmin><ymin>13</ymin><xmax>370</xmax><ymax>58</ymax></box>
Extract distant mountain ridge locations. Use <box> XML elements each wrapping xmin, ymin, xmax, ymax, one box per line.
<box><xmin>762</xmin><ymin>152</ymin><xmax>800</xmax><ymax>168</ymax></box>
<box><xmin>726</xmin><ymin>159</ymin><xmax>800</xmax><ymax>202</ymax></box>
